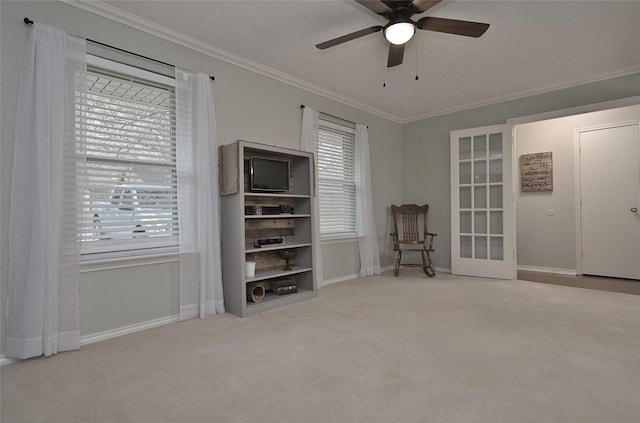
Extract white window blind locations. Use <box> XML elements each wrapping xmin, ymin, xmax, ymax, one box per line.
<box><xmin>317</xmin><ymin>119</ymin><xmax>357</xmax><ymax>238</ymax></box>
<box><xmin>78</xmin><ymin>61</ymin><xmax>178</xmax><ymax>257</ymax></box>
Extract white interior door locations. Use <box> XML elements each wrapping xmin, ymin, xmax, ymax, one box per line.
<box><xmin>451</xmin><ymin>124</ymin><xmax>515</xmax><ymax>279</ymax></box>
<box><xmin>578</xmin><ymin>123</ymin><xmax>640</xmax><ymax>280</ymax></box>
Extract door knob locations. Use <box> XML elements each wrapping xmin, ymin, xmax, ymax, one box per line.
<box><xmin>632</xmin><ymin>207</ymin><xmax>638</xmax><ymax>213</ymax></box>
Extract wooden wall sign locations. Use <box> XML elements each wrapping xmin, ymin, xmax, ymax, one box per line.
<box><xmin>520</xmin><ymin>152</ymin><xmax>553</xmax><ymax>192</ymax></box>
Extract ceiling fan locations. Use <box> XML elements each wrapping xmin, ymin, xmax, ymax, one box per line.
<box><xmin>316</xmin><ymin>0</ymin><xmax>490</xmax><ymax>67</ymax></box>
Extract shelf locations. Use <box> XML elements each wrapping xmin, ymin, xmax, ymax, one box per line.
<box><xmin>245</xmin><ymin>193</ymin><xmax>310</xmax><ymax>198</ymax></box>
<box><xmin>245</xmin><ymin>214</ymin><xmax>311</xmax><ymax>219</ymax></box>
<box><xmin>246</xmin><ymin>288</ymin><xmax>315</xmax><ymax>315</ymax></box>
<box><xmin>245</xmin><ymin>242</ymin><xmax>311</xmax><ymax>254</ymax></box>
<box><xmin>221</xmin><ymin>140</ymin><xmax>316</xmax><ymax>317</ymax></box>
<box><xmin>245</xmin><ymin>266</ymin><xmax>312</xmax><ymax>283</ymax></box>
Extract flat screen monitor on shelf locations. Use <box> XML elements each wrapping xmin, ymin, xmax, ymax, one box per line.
<box><xmin>249</xmin><ymin>157</ymin><xmax>290</xmax><ymax>192</ymax></box>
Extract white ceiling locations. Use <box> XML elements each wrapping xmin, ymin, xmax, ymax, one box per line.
<box><xmin>90</xmin><ymin>0</ymin><xmax>640</xmax><ymax>123</ymax></box>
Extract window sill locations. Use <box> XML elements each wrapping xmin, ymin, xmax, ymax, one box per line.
<box><xmin>320</xmin><ymin>236</ymin><xmax>360</xmax><ymax>245</ymax></box>
<box><xmin>80</xmin><ymin>251</ymin><xmax>181</xmax><ymax>273</ymax></box>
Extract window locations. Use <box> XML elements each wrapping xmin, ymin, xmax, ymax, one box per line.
<box><xmin>78</xmin><ymin>57</ymin><xmax>178</xmax><ymax>257</ymax></box>
<box><xmin>316</xmin><ymin>117</ymin><xmax>357</xmax><ymax>239</ymax></box>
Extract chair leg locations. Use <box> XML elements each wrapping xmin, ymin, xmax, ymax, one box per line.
<box><xmin>424</xmin><ymin>250</ymin><xmax>436</xmax><ymax>277</ymax></box>
<box><xmin>394</xmin><ymin>251</ymin><xmax>401</xmax><ymax>276</ymax></box>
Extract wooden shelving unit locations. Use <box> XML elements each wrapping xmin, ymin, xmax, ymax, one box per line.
<box><xmin>220</xmin><ymin>140</ymin><xmax>316</xmax><ymax>317</ymax></box>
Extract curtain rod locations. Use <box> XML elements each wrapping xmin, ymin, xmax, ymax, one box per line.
<box><xmin>24</xmin><ymin>17</ymin><xmax>215</xmax><ymax>81</ymax></box>
<box><xmin>300</xmin><ymin>104</ymin><xmax>358</xmax><ymax>127</ymax></box>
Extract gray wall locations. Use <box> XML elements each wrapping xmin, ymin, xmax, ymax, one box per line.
<box><xmin>402</xmin><ymin>75</ymin><xmax>640</xmax><ymax>272</ymax></box>
<box><xmin>0</xmin><ymin>0</ymin><xmax>402</xmax><ymax>354</ymax></box>
<box><xmin>515</xmin><ymin>104</ymin><xmax>640</xmax><ymax>272</ymax></box>
<box><xmin>2</xmin><ymin>0</ymin><xmax>639</xmax><ymax>356</ymax></box>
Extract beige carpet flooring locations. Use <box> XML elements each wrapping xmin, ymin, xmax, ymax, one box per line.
<box><xmin>2</xmin><ymin>270</ymin><xmax>640</xmax><ymax>423</ymax></box>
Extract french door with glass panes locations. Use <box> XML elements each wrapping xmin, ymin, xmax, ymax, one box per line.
<box><xmin>450</xmin><ymin>124</ymin><xmax>515</xmax><ymax>279</ymax></box>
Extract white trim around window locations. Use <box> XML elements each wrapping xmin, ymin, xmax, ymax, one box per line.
<box><xmin>317</xmin><ymin>117</ymin><xmax>358</xmax><ymax>239</ymax></box>
<box><xmin>78</xmin><ymin>55</ymin><xmax>179</xmax><ymax>260</ymax></box>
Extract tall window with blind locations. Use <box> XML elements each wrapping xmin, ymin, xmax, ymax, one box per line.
<box><xmin>316</xmin><ymin>118</ymin><xmax>357</xmax><ymax>239</ymax></box>
<box><xmin>78</xmin><ymin>59</ymin><xmax>178</xmax><ymax>257</ymax></box>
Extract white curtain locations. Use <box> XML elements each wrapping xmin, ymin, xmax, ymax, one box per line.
<box><xmin>356</xmin><ymin>124</ymin><xmax>381</xmax><ymax>277</ymax></box>
<box><xmin>176</xmin><ymin>69</ymin><xmax>225</xmax><ymax>318</ymax></box>
<box><xmin>300</xmin><ymin>107</ymin><xmax>324</xmax><ymax>284</ymax></box>
<box><xmin>6</xmin><ymin>23</ymin><xmax>86</xmax><ymax>359</ymax></box>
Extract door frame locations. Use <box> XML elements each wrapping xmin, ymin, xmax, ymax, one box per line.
<box><xmin>450</xmin><ymin>124</ymin><xmax>516</xmax><ymax>279</ymax></box>
<box><xmin>574</xmin><ymin>120</ymin><xmax>640</xmax><ymax>276</ymax></box>
<box><xmin>447</xmin><ymin>96</ymin><xmax>639</xmax><ymax>279</ymax></box>
<box><xmin>506</xmin><ymin>96</ymin><xmax>640</xmax><ymax>274</ymax></box>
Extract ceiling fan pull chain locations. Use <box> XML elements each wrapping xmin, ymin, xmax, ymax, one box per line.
<box><xmin>415</xmin><ymin>36</ymin><xmax>420</xmax><ymax>81</ymax></box>
<box><xmin>382</xmin><ymin>35</ymin><xmax>387</xmax><ymax>87</ymax></box>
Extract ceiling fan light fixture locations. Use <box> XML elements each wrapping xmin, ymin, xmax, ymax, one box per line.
<box><xmin>384</xmin><ymin>21</ymin><xmax>415</xmax><ymax>45</ymax></box>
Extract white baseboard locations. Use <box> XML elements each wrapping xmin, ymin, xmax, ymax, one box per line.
<box><xmin>318</xmin><ymin>265</ymin><xmax>451</xmax><ymax>287</ymax></box>
<box><xmin>318</xmin><ymin>266</ymin><xmax>405</xmax><ymax>288</ymax></box>
<box><xmin>517</xmin><ymin>265</ymin><xmax>576</xmax><ymax>276</ymax></box>
<box><xmin>3</xmin><ymin>310</ymin><xmax>197</xmax><ymax>364</ymax></box>
<box><xmin>1</xmin><ymin>355</ymin><xmax>18</xmax><ymax>366</ymax></box>
<box><xmin>180</xmin><ymin>303</ymin><xmax>199</xmax><ymax>320</ymax></box>
<box><xmin>319</xmin><ymin>273</ymin><xmax>360</xmax><ymax>288</ymax></box>
<box><xmin>80</xmin><ymin>314</ymin><xmax>180</xmax><ymax>346</ymax></box>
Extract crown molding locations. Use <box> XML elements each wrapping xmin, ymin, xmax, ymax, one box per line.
<box><xmin>61</xmin><ymin>0</ymin><xmax>403</xmax><ymax>123</ymax></box>
<box><xmin>401</xmin><ymin>65</ymin><xmax>640</xmax><ymax>124</ymax></box>
<box><xmin>56</xmin><ymin>2</ymin><xmax>640</xmax><ymax>125</ymax></box>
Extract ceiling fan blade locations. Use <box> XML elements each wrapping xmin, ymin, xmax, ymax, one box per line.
<box><xmin>355</xmin><ymin>0</ymin><xmax>393</xmax><ymax>15</ymax></box>
<box><xmin>316</xmin><ymin>26</ymin><xmax>384</xmax><ymax>49</ymax></box>
<box><xmin>417</xmin><ymin>16</ymin><xmax>489</xmax><ymax>38</ymax></box>
<box><xmin>387</xmin><ymin>43</ymin><xmax>405</xmax><ymax>67</ymax></box>
<box><xmin>409</xmin><ymin>0</ymin><xmax>442</xmax><ymax>14</ymax></box>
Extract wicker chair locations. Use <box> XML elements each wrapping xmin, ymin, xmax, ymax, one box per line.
<box><xmin>390</xmin><ymin>204</ymin><xmax>437</xmax><ymax>277</ymax></box>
